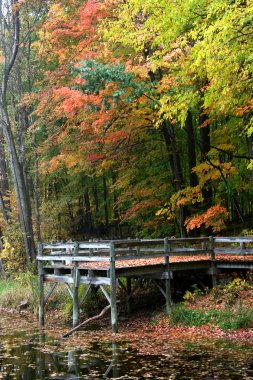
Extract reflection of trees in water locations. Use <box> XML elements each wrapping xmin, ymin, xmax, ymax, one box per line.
<box><xmin>0</xmin><ymin>334</ymin><xmax>119</xmax><ymax>380</ymax></box>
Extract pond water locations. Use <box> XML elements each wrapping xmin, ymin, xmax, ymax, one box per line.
<box><xmin>0</xmin><ymin>315</ymin><xmax>252</xmax><ymax>380</ymax></box>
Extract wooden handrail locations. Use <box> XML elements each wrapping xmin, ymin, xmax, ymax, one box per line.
<box><xmin>37</xmin><ymin>236</ymin><xmax>253</xmax><ymax>264</ymax></box>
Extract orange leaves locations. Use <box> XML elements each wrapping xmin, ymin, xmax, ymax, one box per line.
<box><xmin>40</xmin><ymin>0</ymin><xmax>106</xmax><ymax>63</ymax></box>
<box><xmin>53</xmin><ymin>87</ymin><xmax>86</xmax><ymax>117</ymax></box>
<box><xmin>235</xmin><ymin>98</ymin><xmax>253</xmax><ymax>117</ymax></box>
<box><xmin>52</xmin><ymin>87</ymin><xmax>104</xmax><ymax>118</ymax></box>
<box><xmin>185</xmin><ymin>204</ymin><xmax>230</xmax><ymax>233</ymax></box>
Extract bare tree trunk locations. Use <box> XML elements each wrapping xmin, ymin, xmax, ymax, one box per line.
<box><xmin>161</xmin><ymin>122</ymin><xmax>186</xmax><ymax>237</ymax></box>
<box><xmin>103</xmin><ymin>174</ymin><xmax>109</xmax><ymax>234</ymax></box>
<box><xmin>112</xmin><ymin>172</ymin><xmax>121</xmax><ymax>238</ymax></box>
<box><xmin>247</xmin><ymin>135</ymin><xmax>253</xmax><ymax>191</ymax></box>
<box><xmin>0</xmin><ymin>1</ymin><xmax>35</xmax><ymax>262</ymax></box>
<box><xmin>186</xmin><ymin>111</ymin><xmax>198</xmax><ymax>187</ymax></box>
<box><xmin>34</xmin><ymin>154</ymin><xmax>41</xmax><ymax>241</ymax></box>
<box><xmin>92</xmin><ymin>174</ymin><xmax>100</xmax><ymax>237</ymax></box>
<box><xmin>199</xmin><ymin>111</ymin><xmax>212</xmax><ymax>209</ymax></box>
<box><xmin>84</xmin><ymin>187</ymin><xmax>93</xmax><ymax>236</ymax></box>
<box><xmin>0</xmin><ymin>128</ymin><xmax>10</xmax><ymax>223</ymax></box>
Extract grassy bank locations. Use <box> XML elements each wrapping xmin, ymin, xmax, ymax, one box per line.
<box><xmin>0</xmin><ymin>273</ymin><xmax>67</xmax><ymax>315</ymax></box>
<box><xmin>170</xmin><ymin>276</ymin><xmax>253</xmax><ymax>330</ymax></box>
<box><xmin>0</xmin><ymin>274</ymin><xmax>37</xmax><ymax>311</ymax></box>
<box><xmin>0</xmin><ymin>274</ymin><xmax>106</xmax><ymax>319</ymax></box>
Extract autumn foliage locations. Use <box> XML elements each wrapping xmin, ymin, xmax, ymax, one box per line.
<box><xmin>0</xmin><ymin>0</ymin><xmax>253</xmax><ymax>254</ymax></box>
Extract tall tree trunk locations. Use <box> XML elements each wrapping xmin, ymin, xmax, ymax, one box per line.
<box><xmin>247</xmin><ymin>136</ymin><xmax>253</xmax><ymax>191</ymax></box>
<box><xmin>199</xmin><ymin>111</ymin><xmax>212</xmax><ymax>208</ymax></box>
<box><xmin>112</xmin><ymin>172</ymin><xmax>121</xmax><ymax>238</ymax></box>
<box><xmin>0</xmin><ymin>128</ymin><xmax>10</xmax><ymax>223</ymax></box>
<box><xmin>0</xmin><ymin>2</ymin><xmax>35</xmax><ymax>261</ymax></box>
<box><xmin>34</xmin><ymin>154</ymin><xmax>41</xmax><ymax>241</ymax></box>
<box><xmin>186</xmin><ymin>111</ymin><xmax>198</xmax><ymax>187</ymax></box>
<box><xmin>103</xmin><ymin>174</ymin><xmax>109</xmax><ymax>235</ymax></box>
<box><xmin>92</xmin><ymin>175</ymin><xmax>100</xmax><ymax>237</ymax></box>
<box><xmin>161</xmin><ymin>122</ymin><xmax>186</xmax><ymax>237</ymax></box>
<box><xmin>84</xmin><ymin>188</ymin><xmax>93</xmax><ymax>236</ymax></box>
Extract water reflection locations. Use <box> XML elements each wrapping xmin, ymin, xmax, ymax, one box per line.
<box><xmin>0</xmin><ymin>329</ymin><xmax>252</xmax><ymax>379</ymax></box>
<box><xmin>0</xmin><ymin>333</ymin><xmax>119</xmax><ymax>380</ymax></box>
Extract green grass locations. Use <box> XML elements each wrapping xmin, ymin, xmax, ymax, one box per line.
<box><xmin>170</xmin><ymin>305</ymin><xmax>253</xmax><ymax>330</ymax></box>
<box><xmin>0</xmin><ymin>275</ymin><xmax>105</xmax><ymax>319</ymax></box>
<box><xmin>0</xmin><ymin>274</ymin><xmax>68</xmax><ymax>314</ymax></box>
<box><xmin>0</xmin><ymin>277</ymin><xmax>33</xmax><ymax>309</ymax></box>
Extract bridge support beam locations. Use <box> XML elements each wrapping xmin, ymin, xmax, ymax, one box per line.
<box><xmin>110</xmin><ymin>242</ymin><xmax>118</xmax><ymax>333</ymax></box>
<box><xmin>38</xmin><ymin>243</ymin><xmax>45</xmax><ymax>326</ymax></box>
<box><xmin>73</xmin><ymin>243</ymin><xmax>80</xmax><ymax>327</ymax></box>
<box><xmin>164</xmin><ymin>238</ymin><xmax>172</xmax><ymax>314</ymax></box>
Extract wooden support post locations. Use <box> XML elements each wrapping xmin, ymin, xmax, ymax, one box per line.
<box><xmin>88</xmin><ymin>248</ymin><xmax>94</xmax><ymax>278</ymax></box>
<box><xmin>73</xmin><ymin>242</ymin><xmax>79</xmax><ymax>327</ymax></box>
<box><xmin>126</xmin><ymin>278</ymin><xmax>132</xmax><ymax>315</ymax></box>
<box><xmin>38</xmin><ymin>242</ymin><xmax>45</xmax><ymax>326</ymax></box>
<box><xmin>210</xmin><ymin>236</ymin><xmax>216</xmax><ymax>287</ymax></box>
<box><xmin>240</xmin><ymin>241</ymin><xmax>245</xmax><ymax>255</ymax></box>
<box><xmin>109</xmin><ymin>242</ymin><xmax>118</xmax><ymax>333</ymax></box>
<box><xmin>164</xmin><ymin>237</ymin><xmax>172</xmax><ymax>314</ymax></box>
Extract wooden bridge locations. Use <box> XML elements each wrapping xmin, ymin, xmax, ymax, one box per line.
<box><xmin>37</xmin><ymin>236</ymin><xmax>253</xmax><ymax>332</ymax></box>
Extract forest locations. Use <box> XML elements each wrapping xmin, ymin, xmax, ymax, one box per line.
<box><xmin>0</xmin><ymin>0</ymin><xmax>252</xmax><ymax>268</ymax></box>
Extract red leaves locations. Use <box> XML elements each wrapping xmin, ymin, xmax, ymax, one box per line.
<box><xmin>86</xmin><ymin>153</ymin><xmax>104</xmax><ymax>162</ymax></box>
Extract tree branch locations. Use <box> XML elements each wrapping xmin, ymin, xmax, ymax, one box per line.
<box><xmin>210</xmin><ymin>145</ymin><xmax>251</xmax><ymax>160</ymax></box>
<box><xmin>63</xmin><ymin>304</ymin><xmax>112</xmax><ymax>338</ymax></box>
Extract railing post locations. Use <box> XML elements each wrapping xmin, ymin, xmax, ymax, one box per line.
<box><xmin>209</xmin><ymin>236</ymin><xmax>216</xmax><ymax>287</ymax></box>
<box><xmin>240</xmin><ymin>241</ymin><xmax>245</xmax><ymax>255</ymax></box>
<box><xmin>38</xmin><ymin>242</ymin><xmax>45</xmax><ymax>326</ymax></box>
<box><xmin>73</xmin><ymin>242</ymin><xmax>79</xmax><ymax>327</ymax></box>
<box><xmin>110</xmin><ymin>242</ymin><xmax>118</xmax><ymax>333</ymax></box>
<box><xmin>164</xmin><ymin>237</ymin><xmax>172</xmax><ymax>314</ymax></box>
<box><xmin>88</xmin><ymin>246</ymin><xmax>94</xmax><ymax>278</ymax></box>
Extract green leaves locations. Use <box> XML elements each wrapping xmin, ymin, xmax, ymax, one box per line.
<box><xmin>73</xmin><ymin>59</ymin><xmax>146</xmax><ymax>102</ymax></box>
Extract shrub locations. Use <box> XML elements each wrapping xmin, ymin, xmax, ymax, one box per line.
<box><xmin>183</xmin><ymin>284</ymin><xmax>203</xmax><ymax>303</ymax></box>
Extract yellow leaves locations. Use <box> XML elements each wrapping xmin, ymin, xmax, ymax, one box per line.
<box><xmin>156</xmin><ymin>186</ymin><xmax>203</xmax><ymax>221</ymax></box>
<box><xmin>170</xmin><ymin>186</ymin><xmax>203</xmax><ymax>209</ymax></box>
<box><xmin>155</xmin><ymin>80</ymin><xmax>200</xmax><ymax>128</ymax></box>
<box><xmin>193</xmin><ymin>161</ymin><xmax>236</xmax><ymax>186</ymax></box>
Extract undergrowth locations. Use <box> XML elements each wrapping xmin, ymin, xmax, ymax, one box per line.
<box><xmin>170</xmin><ymin>305</ymin><xmax>253</xmax><ymax>330</ymax></box>
<box><xmin>0</xmin><ymin>273</ymin><xmax>106</xmax><ymax>320</ymax></box>
<box><xmin>170</xmin><ymin>274</ymin><xmax>253</xmax><ymax>330</ymax></box>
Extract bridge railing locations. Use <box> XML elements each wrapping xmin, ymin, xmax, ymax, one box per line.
<box><xmin>37</xmin><ymin>236</ymin><xmax>253</xmax><ymax>267</ymax></box>
<box><xmin>213</xmin><ymin>237</ymin><xmax>253</xmax><ymax>256</ymax></box>
<box><xmin>37</xmin><ymin>237</ymin><xmax>214</xmax><ymax>266</ymax></box>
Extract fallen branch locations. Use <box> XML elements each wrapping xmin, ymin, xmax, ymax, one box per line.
<box><xmin>63</xmin><ymin>304</ymin><xmax>111</xmax><ymax>338</ymax></box>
